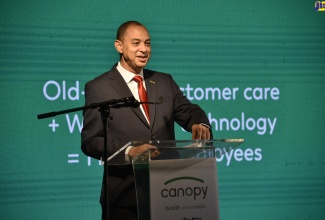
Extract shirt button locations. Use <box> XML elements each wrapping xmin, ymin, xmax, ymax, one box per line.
<box><xmin>151</xmin><ymin>135</ymin><xmax>155</xmax><ymax>139</ymax></box>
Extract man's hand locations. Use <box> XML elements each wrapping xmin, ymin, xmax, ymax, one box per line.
<box><xmin>128</xmin><ymin>144</ymin><xmax>160</xmax><ymax>158</ymax></box>
<box><xmin>191</xmin><ymin>124</ymin><xmax>211</xmax><ymax>140</ymax></box>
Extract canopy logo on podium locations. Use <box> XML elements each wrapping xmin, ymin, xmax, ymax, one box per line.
<box><xmin>150</xmin><ymin>158</ymin><xmax>219</xmax><ymax>219</ymax></box>
<box><xmin>161</xmin><ymin>176</ymin><xmax>208</xmax><ymax>201</ymax></box>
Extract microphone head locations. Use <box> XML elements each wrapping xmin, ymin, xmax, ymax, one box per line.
<box><xmin>125</xmin><ymin>96</ymin><xmax>140</xmax><ymax>108</ymax></box>
<box><xmin>130</xmin><ymin>99</ymin><xmax>140</xmax><ymax>108</ymax></box>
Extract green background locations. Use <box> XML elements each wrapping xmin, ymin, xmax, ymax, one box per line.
<box><xmin>1</xmin><ymin>0</ymin><xmax>324</xmax><ymax>219</ymax></box>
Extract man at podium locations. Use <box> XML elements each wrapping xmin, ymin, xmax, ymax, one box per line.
<box><xmin>81</xmin><ymin>20</ymin><xmax>212</xmax><ymax>220</ymax></box>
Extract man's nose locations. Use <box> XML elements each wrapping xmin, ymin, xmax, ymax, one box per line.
<box><xmin>139</xmin><ymin>43</ymin><xmax>148</xmax><ymax>52</ymax></box>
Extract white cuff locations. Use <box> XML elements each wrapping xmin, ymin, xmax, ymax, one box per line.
<box><xmin>125</xmin><ymin>146</ymin><xmax>133</xmax><ymax>155</ymax></box>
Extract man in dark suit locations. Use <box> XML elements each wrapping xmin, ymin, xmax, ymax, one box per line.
<box><xmin>81</xmin><ymin>21</ymin><xmax>212</xmax><ymax>220</ymax></box>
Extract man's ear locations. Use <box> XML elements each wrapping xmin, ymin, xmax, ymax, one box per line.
<box><xmin>114</xmin><ymin>40</ymin><xmax>123</xmax><ymax>53</ymax></box>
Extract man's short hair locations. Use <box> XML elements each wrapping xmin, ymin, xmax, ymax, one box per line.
<box><xmin>116</xmin><ymin>21</ymin><xmax>145</xmax><ymax>41</ymax></box>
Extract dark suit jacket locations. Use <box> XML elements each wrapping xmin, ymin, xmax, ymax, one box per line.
<box><xmin>81</xmin><ymin>64</ymin><xmax>211</xmax><ymax>207</ymax></box>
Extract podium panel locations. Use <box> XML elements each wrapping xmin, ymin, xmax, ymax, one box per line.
<box><xmin>107</xmin><ymin>139</ymin><xmax>244</xmax><ymax>220</ymax></box>
<box><xmin>149</xmin><ymin>158</ymin><xmax>218</xmax><ymax>220</ymax></box>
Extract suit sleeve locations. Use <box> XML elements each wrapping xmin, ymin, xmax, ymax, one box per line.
<box><xmin>168</xmin><ymin>75</ymin><xmax>212</xmax><ymax>137</ymax></box>
<box><xmin>81</xmin><ymin>83</ymin><xmax>104</xmax><ymax>159</ymax></box>
<box><xmin>81</xmin><ymin>81</ymin><xmax>118</xmax><ymax>160</ymax></box>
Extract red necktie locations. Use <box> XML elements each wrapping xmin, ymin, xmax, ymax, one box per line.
<box><xmin>133</xmin><ymin>75</ymin><xmax>150</xmax><ymax>121</ymax></box>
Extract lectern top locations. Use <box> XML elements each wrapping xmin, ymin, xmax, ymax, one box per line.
<box><xmin>105</xmin><ymin>139</ymin><xmax>244</xmax><ymax>165</ymax></box>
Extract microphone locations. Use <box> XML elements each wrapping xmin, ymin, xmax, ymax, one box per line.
<box><xmin>103</xmin><ymin>96</ymin><xmax>162</xmax><ymax>109</ymax></box>
<box><xmin>105</xmin><ymin>96</ymin><xmax>140</xmax><ymax>109</ymax></box>
<box><xmin>121</xmin><ymin>97</ymin><xmax>141</xmax><ymax>108</ymax></box>
<box><xmin>138</xmin><ymin>96</ymin><xmax>163</xmax><ymax>106</ymax></box>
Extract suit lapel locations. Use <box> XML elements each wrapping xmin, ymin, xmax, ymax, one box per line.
<box><xmin>144</xmin><ymin>70</ymin><xmax>156</xmax><ymax>128</ymax></box>
<box><xmin>108</xmin><ymin>66</ymin><xmax>149</xmax><ymax>127</ymax></box>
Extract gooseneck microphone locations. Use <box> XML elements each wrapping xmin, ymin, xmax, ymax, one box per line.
<box><xmin>109</xmin><ymin>96</ymin><xmax>163</xmax><ymax>109</ymax></box>
<box><xmin>138</xmin><ymin>98</ymin><xmax>163</xmax><ymax>106</ymax></box>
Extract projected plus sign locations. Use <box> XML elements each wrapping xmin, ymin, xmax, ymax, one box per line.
<box><xmin>49</xmin><ymin>119</ymin><xmax>59</xmax><ymax>132</ymax></box>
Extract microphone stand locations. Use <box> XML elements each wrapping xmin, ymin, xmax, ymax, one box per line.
<box><xmin>37</xmin><ymin>96</ymin><xmax>138</xmax><ymax>220</ymax></box>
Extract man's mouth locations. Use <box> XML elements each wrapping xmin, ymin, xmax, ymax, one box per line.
<box><xmin>137</xmin><ymin>56</ymin><xmax>147</xmax><ymax>62</ymax></box>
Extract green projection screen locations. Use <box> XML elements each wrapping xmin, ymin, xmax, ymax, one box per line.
<box><xmin>1</xmin><ymin>1</ymin><xmax>324</xmax><ymax>219</ymax></box>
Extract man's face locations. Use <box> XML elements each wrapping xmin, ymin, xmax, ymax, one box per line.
<box><xmin>115</xmin><ymin>25</ymin><xmax>151</xmax><ymax>74</ymax></box>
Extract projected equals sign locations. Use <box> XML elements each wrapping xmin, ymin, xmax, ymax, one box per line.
<box><xmin>68</xmin><ymin>154</ymin><xmax>79</xmax><ymax>164</ymax></box>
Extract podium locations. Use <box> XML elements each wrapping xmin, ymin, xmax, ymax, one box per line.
<box><xmin>106</xmin><ymin>139</ymin><xmax>244</xmax><ymax>220</ymax></box>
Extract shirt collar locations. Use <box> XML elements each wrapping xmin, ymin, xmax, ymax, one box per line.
<box><xmin>117</xmin><ymin>62</ymin><xmax>144</xmax><ymax>84</ymax></box>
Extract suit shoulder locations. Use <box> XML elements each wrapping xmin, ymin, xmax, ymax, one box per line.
<box><xmin>144</xmin><ymin>68</ymin><xmax>173</xmax><ymax>79</ymax></box>
<box><xmin>86</xmin><ymin>65</ymin><xmax>118</xmax><ymax>86</ymax></box>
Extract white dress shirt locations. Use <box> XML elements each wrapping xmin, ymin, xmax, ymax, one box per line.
<box><xmin>116</xmin><ymin>62</ymin><xmax>149</xmax><ymax>156</ymax></box>
<box><xmin>116</xmin><ymin>62</ymin><xmax>149</xmax><ymax>124</ymax></box>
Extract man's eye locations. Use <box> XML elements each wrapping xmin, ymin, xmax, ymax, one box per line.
<box><xmin>132</xmin><ymin>42</ymin><xmax>140</xmax><ymax>45</ymax></box>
